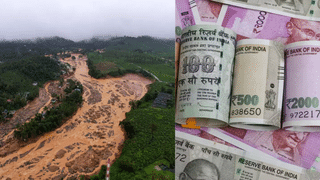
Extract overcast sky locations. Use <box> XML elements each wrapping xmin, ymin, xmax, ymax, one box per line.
<box><xmin>0</xmin><ymin>0</ymin><xmax>174</xmax><ymax>41</ymax></box>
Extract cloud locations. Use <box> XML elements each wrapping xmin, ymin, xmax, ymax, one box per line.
<box><xmin>0</xmin><ymin>0</ymin><xmax>174</xmax><ymax>41</ymax></box>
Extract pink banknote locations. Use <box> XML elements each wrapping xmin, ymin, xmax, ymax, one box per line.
<box><xmin>284</xmin><ymin>41</ymin><xmax>320</xmax><ymax>132</ymax></box>
<box><xmin>193</xmin><ymin>0</ymin><xmax>223</xmax><ymax>23</ymax></box>
<box><xmin>175</xmin><ymin>124</ymin><xmax>240</xmax><ymax>149</ymax></box>
<box><xmin>176</xmin><ymin>0</ymin><xmax>196</xmax><ymax>29</ymax></box>
<box><xmin>218</xmin><ymin>2</ymin><xmax>320</xmax><ymax>44</ymax></box>
<box><xmin>176</xmin><ymin>0</ymin><xmax>320</xmax><ymax>44</ymax></box>
<box><xmin>205</xmin><ymin>127</ymin><xmax>320</xmax><ymax>171</ymax></box>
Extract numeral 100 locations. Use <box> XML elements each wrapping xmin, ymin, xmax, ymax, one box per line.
<box><xmin>181</xmin><ymin>55</ymin><xmax>216</xmax><ymax>74</ymax></box>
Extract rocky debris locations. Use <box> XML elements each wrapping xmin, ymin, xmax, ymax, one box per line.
<box><xmin>36</xmin><ymin>140</ymin><xmax>46</xmax><ymax>150</ymax></box>
<box><xmin>27</xmin><ymin>165</ymin><xmax>35</xmax><ymax>169</ymax></box>
<box><xmin>119</xmin><ymin>103</ymin><xmax>125</xmax><ymax>109</ymax></box>
<box><xmin>46</xmin><ymin>148</ymin><xmax>53</xmax><ymax>152</ymax></box>
<box><xmin>82</xmin><ymin>106</ymin><xmax>111</xmax><ymax>125</ymax></box>
<box><xmin>48</xmin><ymin>165</ymin><xmax>60</xmax><ymax>172</ymax></box>
<box><xmin>119</xmin><ymin>90</ymin><xmax>129</xmax><ymax>97</ymax></box>
<box><xmin>65</xmin><ymin>161</ymin><xmax>73</xmax><ymax>167</ymax></box>
<box><xmin>92</xmin><ymin>131</ymin><xmax>106</xmax><ymax>139</ymax></box>
<box><xmin>67</xmin><ymin>175</ymin><xmax>80</xmax><ymax>180</ymax></box>
<box><xmin>20</xmin><ymin>147</ymin><xmax>35</xmax><ymax>158</ymax></box>
<box><xmin>52</xmin><ymin>173</ymin><xmax>67</xmax><ymax>180</ymax></box>
<box><xmin>55</xmin><ymin>149</ymin><xmax>67</xmax><ymax>159</ymax></box>
<box><xmin>0</xmin><ymin>156</ymin><xmax>18</xmax><ymax>168</ymax></box>
<box><xmin>47</xmin><ymin>162</ymin><xmax>51</xmax><ymax>166</ymax></box>
<box><xmin>75</xmin><ymin>118</ymin><xmax>82</xmax><ymax>124</ymax></box>
<box><xmin>47</xmin><ymin>137</ymin><xmax>54</xmax><ymax>143</ymax></box>
<box><xmin>87</xmin><ymin>89</ymin><xmax>102</xmax><ymax>105</ymax></box>
<box><xmin>115</xmin><ymin>81</ymin><xmax>134</xmax><ymax>96</ymax></box>
<box><xmin>56</xmin><ymin>129</ymin><xmax>63</xmax><ymax>134</ymax></box>
<box><xmin>108</xmin><ymin>93</ymin><xmax>121</xmax><ymax>105</ymax></box>
<box><xmin>0</xmin><ymin>140</ymin><xmax>21</xmax><ymax>157</ymax></box>
<box><xmin>108</xmin><ymin>130</ymin><xmax>114</xmax><ymax>138</ymax></box>
<box><xmin>97</xmin><ymin>125</ymin><xmax>113</xmax><ymax>130</ymax></box>
<box><xmin>66</xmin><ymin>147</ymin><xmax>113</xmax><ymax>174</ymax></box>
<box><xmin>85</xmin><ymin>133</ymin><xmax>93</xmax><ymax>139</ymax></box>
<box><xmin>64</xmin><ymin>122</ymin><xmax>78</xmax><ymax>132</ymax></box>
<box><xmin>17</xmin><ymin>156</ymin><xmax>44</xmax><ymax>169</ymax></box>
<box><xmin>108</xmin><ymin>141</ymin><xmax>117</xmax><ymax>147</ymax></box>
<box><xmin>65</xmin><ymin>145</ymin><xmax>75</xmax><ymax>151</ymax></box>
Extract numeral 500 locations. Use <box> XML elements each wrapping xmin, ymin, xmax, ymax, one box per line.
<box><xmin>181</xmin><ymin>55</ymin><xmax>216</xmax><ymax>74</ymax></box>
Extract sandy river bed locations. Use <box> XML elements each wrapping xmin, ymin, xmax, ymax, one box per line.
<box><xmin>0</xmin><ymin>54</ymin><xmax>153</xmax><ymax>180</ymax></box>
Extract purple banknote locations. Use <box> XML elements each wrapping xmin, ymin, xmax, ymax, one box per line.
<box><xmin>196</xmin><ymin>0</ymin><xmax>222</xmax><ymax>22</ymax></box>
<box><xmin>220</xmin><ymin>4</ymin><xmax>320</xmax><ymax>45</ymax></box>
<box><xmin>284</xmin><ymin>41</ymin><xmax>320</xmax><ymax>132</ymax></box>
<box><xmin>175</xmin><ymin>124</ymin><xmax>240</xmax><ymax>149</ymax></box>
<box><xmin>177</xmin><ymin>0</ymin><xmax>320</xmax><ymax>45</ymax></box>
<box><xmin>176</xmin><ymin>0</ymin><xmax>196</xmax><ymax>29</ymax></box>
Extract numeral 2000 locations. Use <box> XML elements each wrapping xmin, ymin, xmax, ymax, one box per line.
<box><xmin>287</xmin><ymin>97</ymin><xmax>319</xmax><ymax>109</ymax></box>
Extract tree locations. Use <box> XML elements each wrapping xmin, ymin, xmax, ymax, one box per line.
<box><xmin>150</xmin><ymin>123</ymin><xmax>157</xmax><ymax>142</ymax></box>
<box><xmin>59</xmin><ymin>78</ymin><xmax>64</xmax><ymax>86</ymax></box>
<box><xmin>72</xmin><ymin>56</ymin><xmax>76</xmax><ymax>60</ymax></box>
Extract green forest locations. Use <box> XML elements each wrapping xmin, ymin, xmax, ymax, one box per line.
<box><xmin>0</xmin><ymin>56</ymin><xmax>61</xmax><ymax>122</ymax></box>
<box><xmin>0</xmin><ymin>36</ymin><xmax>174</xmax><ymax>63</ymax></box>
<box><xmin>87</xmin><ymin>50</ymin><xmax>175</xmax><ymax>83</ymax></box>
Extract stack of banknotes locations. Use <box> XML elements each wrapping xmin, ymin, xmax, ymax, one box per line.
<box><xmin>175</xmin><ymin>0</ymin><xmax>320</xmax><ymax>179</ymax></box>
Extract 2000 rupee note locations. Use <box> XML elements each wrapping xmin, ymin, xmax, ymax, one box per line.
<box><xmin>209</xmin><ymin>0</ymin><xmax>320</xmax><ymax>21</ymax></box>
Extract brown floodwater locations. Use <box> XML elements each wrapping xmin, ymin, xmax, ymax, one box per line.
<box><xmin>0</xmin><ymin>54</ymin><xmax>153</xmax><ymax>179</ymax></box>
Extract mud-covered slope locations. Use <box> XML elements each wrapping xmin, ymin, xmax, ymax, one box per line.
<box><xmin>0</xmin><ymin>54</ymin><xmax>153</xmax><ymax>180</ymax></box>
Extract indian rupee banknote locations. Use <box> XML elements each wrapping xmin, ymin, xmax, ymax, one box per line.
<box><xmin>209</xmin><ymin>0</ymin><xmax>320</xmax><ymax>21</ymax></box>
<box><xmin>205</xmin><ymin>127</ymin><xmax>320</xmax><ymax>172</ymax></box>
<box><xmin>284</xmin><ymin>41</ymin><xmax>320</xmax><ymax>132</ymax></box>
<box><xmin>176</xmin><ymin>130</ymin><xmax>320</xmax><ymax>180</ymax></box>
<box><xmin>229</xmin><ymin>39</ymin><xmax>284</xmax><ymax>130</ymax></box>
<box><xmin>175</xmin><ymin>24</ymin><xmax>237</xmax><ymax>128</ymax></box>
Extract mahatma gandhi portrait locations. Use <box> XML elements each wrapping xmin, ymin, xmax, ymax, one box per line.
<box><xmin>179</xmin><ymin>159</ymin><xmax>220</xmax><ymax>180</ymax></box>
<box><xmin>243</xmin><ymin>129</ymin><xmax>310</xmax><ymax>165</ymax></box>
<box><xmin>272</xmin><ymin>130</ymin><xmax>309</xmax><ymax>163</ymax></box>
<box><xmin>277</xmin><ymin>18</ymin><xmax>320</xmax><ymax>45</ymax></box>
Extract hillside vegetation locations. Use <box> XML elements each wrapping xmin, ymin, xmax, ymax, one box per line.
<box><xmin>0</xmin><ymin>56</ymin><xmax>61</xmax><ymax>122</ymax></box>
<box><xmin>87</xmin><ymin>50</ymin><xmax>175</xmax><ymax>83</ymax></box>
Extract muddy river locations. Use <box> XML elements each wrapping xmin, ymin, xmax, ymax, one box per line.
<box><xmin>0</xmin><ymin>54</ymin><xmax>153</xmax><ymax>179</ymax></box>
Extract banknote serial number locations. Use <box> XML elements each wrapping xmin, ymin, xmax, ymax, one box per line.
<box><xmin>175</xmin><ymin>153</ymin><xmax>187</xmax><ymax>162</ymax></box>
<box><xmin>231</xmin><ymin>108</ymin><xmax>261</xmax><ymax>116</ymax></box>
<box><xmin>231</xmin><ymin>94</ymin><xmax>259</xmax><ymax>106</ymax></box>
<box><xmin>286</xmin><ymin>97</ymin><xmax>319</xmax><ymax>109</ymax></box>
<box><xmin>289</xmin><ymin>110</ymin><xmax>320</xmax><ymax>119</ymax></box>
